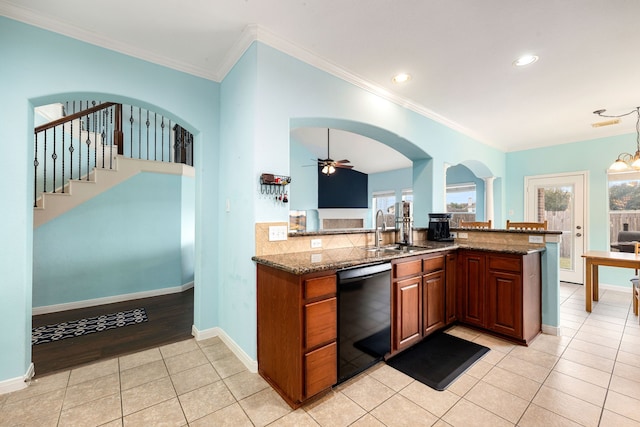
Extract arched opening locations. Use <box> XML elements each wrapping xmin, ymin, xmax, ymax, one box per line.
<box><xmin>29</xmin><ymin>93</ymin><xmax>197</xmax><ymax>375</ymax></box>
<box><xmin>445</xmin><ymin>160</ymin><xmax>499</xmax><ymax>227</ymax></box>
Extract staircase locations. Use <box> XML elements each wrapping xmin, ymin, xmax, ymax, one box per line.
<box><xmin>34</xmin><ymin>155</ymin><xmax>194</xmax><ymax>228</ymax></box>
<box><xmin>33</xmin><ymin>101</ymin><xmax>195</xmax><ymax>228</ymax></box>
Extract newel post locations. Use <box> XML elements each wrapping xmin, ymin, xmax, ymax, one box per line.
<box><xmin>114</xmin><ymin>104</ymin><xmax>124</xmax><ymax>155</ymax></box>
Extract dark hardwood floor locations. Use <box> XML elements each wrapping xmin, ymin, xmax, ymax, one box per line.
<box><xmin>32</xmin><ymin>287</ymin><xmax>194</xmax><ymax>377</ymax></box>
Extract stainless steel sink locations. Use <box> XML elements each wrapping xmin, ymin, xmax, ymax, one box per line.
<box><xmin>361</xmin><ymin>245</ymin><xmax>424</xmax><ymax>254</ymax></box>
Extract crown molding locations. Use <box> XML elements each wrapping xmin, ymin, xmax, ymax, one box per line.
<box><xmin>2</xmin><ymin>3</ymin><xmax>491</xmax><ymax>146</ymax></box>
<box><xmin>0</xmin><ymin>2</ymin><xmax>218</xmax><ymax>81</ymax></box>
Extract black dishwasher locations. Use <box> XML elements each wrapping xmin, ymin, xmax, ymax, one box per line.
<box><xmin>337</xmin><ymin>262</ymin><xmax>391</xmax><ymax>384</ymax></box>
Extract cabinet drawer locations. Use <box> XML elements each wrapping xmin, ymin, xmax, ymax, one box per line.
<box><xmin>304</xmin><ymin>275</ymin><xmax>336</xmax><ymax>300</ymax></box>
<box><xmin>423</xmin><ymin>255</ymin><xmax>444</xmax><ymax>273</ymax></box>
<box><xmin>488</xmin><ymin>255</ymin><xmax>521</xmax><ymax>273</ymax></box>
<box><xmin>394</xmin><ymin>259</ymin><xmax>422</xmax><ymax>278</ymax></box>
<box><xmin>305</xmin><ymin>297</ymin><xmax>337</xmax><ymax>349</ymax></box>
<box><xmin>305</xmin><ymin>341</ymin><xmax>337</xmax><ymax>398</ymax></box>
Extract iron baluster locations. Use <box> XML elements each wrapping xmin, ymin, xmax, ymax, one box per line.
<box><xmin>86</xmin><ymin>114</ymin><xmax>91</xmax><ymax>181</ymax></box>
<box><xmin>138</xmin><ymin>108</ymin><xmax>141</xmax><ymax>159</ymax></box>
<box><xmin>93</xmin><ymin>109</ymin><xmax>97</xmax><ymax>171</ymax></box>
<box><xmin>101</xmin><ymin>109</ymin><xmax>106</xmax><ymax>168</ymax></box>
<box><xmin>146</xmin><ymin>110</ymin><xmax>150</xmax><ymax>160</ymax></box>
<box><xmin>43</xmin><ymin>130</ymin><xmax>47</xmax><ymax>194</ymax></box>
<box><xmin>109</xmin><ymin>107</ymin><xmax>113</xmax><ymax>169</ymax></box>
<box><xmin>52</xmin><ymin>129</ymin><xmax>57</xmax><ymax>193</ymax></box>
<box><xmin>154</xmin><ymin>112</ymin><xmax>157</xmax><ymax>161</ymax></box>
<box><xmin>69</xmin><ymin>119</ymin><xmax>74</xmax><ymax>182</ymax></box>
<box><xmin>129</xmin><ymin>105</ymin><xmax>133</xmax><ymax>158</ymax></box>
<box><xmin>61</xmin><ymin>123</ymin><xmax>65</xmax><ymax>193</ymax></box>
<box><xmin>161</xmin><ymin>117</ymin><xmax>165</xmax><ymax>161</ymax></box>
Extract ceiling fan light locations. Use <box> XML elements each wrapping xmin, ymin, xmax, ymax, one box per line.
<box><xmin>631</xmin><ymin>156</ymin><xmax>640</xmax><ymax>170</ymax></box>
<box><xmin>328</xmin><ymin>165</ymin><xmax>336</xmax><ymax>174</ymax></box>
<box><xmin>321</xmin><ymin>165</ymin><xmax>329</xmax><ymax>175</ymax></box>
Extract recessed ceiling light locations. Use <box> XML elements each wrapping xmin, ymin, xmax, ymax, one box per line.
<box><xmin>513</xmin><ymin>54</ymin><xmax>539</xmax><ymax>67</ymax></box>
<box><xmin>392</xmin><ymin>73</ymin><xmax>411</xmax><ymax>84</ymax></box>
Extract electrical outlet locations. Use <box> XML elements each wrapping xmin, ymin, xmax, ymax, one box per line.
<box><xmin>311</xmin><ymin>253</ymin><xmax>323</xmax><ymax>263</ymax></box>
<box><xmin>458</xmin><ymin>232</ymin><xmax>468</xmax><ymax>239</ymax></box>
<box><xmin>450</xmin><ymin>231</ymin><xmax>457</xmax><ymax>238</ymax></box>
<box><xmin>529</xmin><ymin>235</ymin><xmax>544</xmax><ymax>244</ymax></box>
<box><xmin>268</xmin><ymin>225</ymin><xmax>287</xmax><ymax>241</ymax></box>
<box><xmin>311</xmin><ymin>238</ymin><xmax>322</xmax><ymax>248</ymax></box>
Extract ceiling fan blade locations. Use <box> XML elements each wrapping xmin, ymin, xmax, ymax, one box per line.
<box><xmin>335</xmin><ymin>164</ymin><xmax>353</xmax><ymax>169</ymax></box>
<box><xmin>335</xmin><ymin>159</ymin><xmax>351</xmax><ymax>164</ymax></box>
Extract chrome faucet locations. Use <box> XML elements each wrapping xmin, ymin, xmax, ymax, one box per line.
<box><xmin>375</xmin><ymin>209</ymin><xmax>386</xmax><ymax>248</ymax></box>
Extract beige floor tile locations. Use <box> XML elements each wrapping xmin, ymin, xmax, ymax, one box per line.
<box><xmin>561</xmin><ymin>327</ymin><xmax>578</xmax><ymax>338</ymax></box>
<box><xmin>532</xmin><ymin>385</ymin><xmax>601</xmax><ymax>427</ymax></box>
<box><xmin>472</xmin><ymin>334</ymin><xmax>516</xmax><ymax>354</ymax></box>
<box><xmin>561</xmin><ymin>312</ymin><xmax>587</xmax><ymax>324</ymax></box>
<box><xmin>618</xmin><ymin>350</ymin><xmax>640</xmax><ymax>368</ymax></box>
<box><xmin>189</xmin><ymin>402</ymin><xmax>253</xmax><ymax>427</ymax></box>
<box><xmin>0</xmin><ymin>388</ymin><xmax>65</xmax><ymax>426</ymax></box>
<box><xmin>583</xmin><ymin>317</ymin><xmax>625</xmax><ymax>332</ymax></box>
<box><xmin>573</xmin><ymin>331</ymin><xmax>621</xmax><ymax>349</ymax></box>
<box><xmin>553</xmin><ymin>359</ymin><xmax>611</xmax><ymax>388</ymax></box>
<box><xmin>528</xmin><ymin>334</ymin><xmax>569</xmax><ymax>356</ymax></box>
<box><xmin>605</xmin><ymin>390</ymin><xmax>640</xmax><ymax>423</ymax></box>
<box><xmin>432</xmin><ymin>420</ymin><xmax>454</xmax><ymax>427</ymax></box>
<box><xmin>239</xmin><ymin>388</ymin><xmax>293</xmax><ymax>427</ymax></box>
<box><xmin>442</xmin><ymin>398</ymin><xmax>513</xmax><ymax>427</ymax></box>
<box><xmin>562</xmin><ymin>320</ymin><xmax>584</xmax><ymax>330</ymax></box>
<box><xmin>567</xmin><ymin>338</ymin><xmax>619</xmax><ymax>360</ymax></box>
<box><xmin>445</xmin><ymin>326</ymin><xmax>481</xmax><ymax>342</ymax></box>
<box><xmin>481</xmin><ymin>366</ymin><xmax>541</xmax><ymax>401</ymax></box>
<box><xmin>518</xmin><ymin>403</ymin><xmax>582</xmax><ymax>427</ymax></box>
<box><xmin>171</xmin><ymin>363</ymin><xmax>221</xmax><ymax>396</ymax></box>
<box><xmin>159</xmin><ymin>338</ymin><xmax>199</xmax><ymax>359</ymax></box>
<box><xmin>121</xmin><ymin>376</ymin><xmax>176</xmax><ymax>416</ymax></box>
<box><xmin>590</xmin><ymin>313</ymin><xmax>627</xmax><ymax>326</ymax></box>
<box><xmin>600</xmin><ymin>409</ymin><xmax>640</xmax><ymax>427</ymax></box>
<box><xmin>350</xmin><ymin>413</ymin><xmax>386</xmax><ymax>427</ymax></box>
<box><xmin>196</xmin><ymin>336</ymin><xmax>223</xmax><ymax>348</ymax></box>
<box><xmin>480</xmin><ymin>349</ymin><xmax>507</xmax><ymax>365</ymax></box>
<box><xmin>5</xmin><ymin>370</ymin><xmax>70</xmax><ymax>404</ymax></box>
<box><xmin>622</xmin><ymin>332</ymin><xmax>640</xmax><ymax>346</ymax></box>
<box><xmin>268</xmin><ymin>408</ymin><xmax>320</xmax><ymax>427</ymax></box>
<box><xmin>68</xmin><ymin>357</ymin><xmax>119</xmax><ymax>386</ymax></box>
<box><xmin>369</xmin><ymin>394</ymin><xmax>438</xmax><ymax>427</ymax></box>
<box><xmin>398</xmin><ymin>380</ymin><xmax>459</xmax><ymax>417</ymax></box>
<box><xmin>164</xmin><ymin>348</ymin><xmax>209</xmax><ymax>375</ymax></box>
<box><xmin>610</xmin><ymin>374</ymin><xmax>640</xmax><ymax>400</ymax></box>
<box><xmin>579</xmin><ymin>324</ymin><xmax>623</xmax><ymax>341</ymax></box>
<box><xmin>447</xmin><ymin>373</ymin><xmax>478</xmax><ymax>397</ymax></box>
<box><xmin>613</xmin><ymin>361</ymin><xmax>640</xmax><ymax>383</ymax></box>
<box><xmin>465</xmin><ymin>380</ymin><xmax>528</xmax><ymax>423</ymax></box>
<box><xmin>211</xmin><ymin>354</ymin><xmax>247</xmax><ymax>378</ymax></box>
<box><xmin>62</xmin><ymin>372</ymin><xmax>120</xmax><ymax>410</ymax></box>
<box><xmin>201</xmin><ymin>340</ymin><xmax>235</xmax><ymax>362</ymax></box>
<box><xmin>122</xmin><ymin>397</ymin><xmax>186</xmax><ymax>427</ymax></box>
<box><xmin>543</xmin><ymin>371</ymin><xmax>607</xmax><ymax>407</ymax></box>
<box><xmin>120</xmin><ymin>359</ymin><xmax>168</xmax><ymax>391</ymax></box>
<box><xmin>119</xmin><ymin>348</ymin><xmax>163</xmax><ymax>371</ymax></box>
<box><xmin>58</xmin><ymin>393</ymin><xmax>121</xmax><ymax>427</ymax></box>
<box><xmin>368</xmin><ymin>364</ymin><xmax>413</xmax><ymax>392</ymax></box>
<box><xmin>222</xmin><ymin>369</ymin><xmax>269</xmax><ymax>401</ymax></box>
<box><xmin>508</xmin><ymin>346</ymin><xmax>559</xmax><ymax>369</ymax></box>
<box><xmin>464</xmin><ymin>359</ymin><xmax>493</xmax><ymax>380</ymax></box>
<box><xmin>496</xmin><ymin>355</ymin><xmax>550</xmax><ymax>383</ymax></box>
<box><xmin>561</xmin><ymin>348</ymin><xmax>615</xmax><ymax>373</ymax></box>
<box><xmin>620</xmin><ymin>340</ymin><xmax>640</xmax><ymax>356</ymax></box>
<box><xmin>101</xmin><ymin>419</ymin><xmax>123</xmax><ymax>427</ymax></box>
<box><xmin>179</xmin><ymin>380</ymin><xmax>236</xmax><ymax>423</ymax></box>
<box><xmin>338</xmin><ymin>373</ymin><xmax>395</xmax><ymax>411</ymax></box>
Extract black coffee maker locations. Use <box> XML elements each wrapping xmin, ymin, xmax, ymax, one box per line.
<box><xmin>427</xmin><ymin>213</ymin><xmax>453</xmax><ymax>241</ymax></box>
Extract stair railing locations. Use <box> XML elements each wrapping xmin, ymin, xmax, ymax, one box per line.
<box><xmin>33</xmin><ymin>101</ymin><xmax>194</xmax><ymax>207</ymax></box>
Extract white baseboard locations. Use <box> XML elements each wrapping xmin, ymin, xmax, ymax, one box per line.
<box><xmin>192</xmin><ymin>325</ymin><xmax>257</xmax><ymax>373</ymax></box>
<box><xmin>32</xmin><ymin>282</ymin><xmax>194</xmax><ymax>315</ymax></box>
<box><xmin>542</xmin><ymin>324</ymin><xmax>561</xmax><ymax>336</ymax></box>
<box><xmin>0</xmin><ymin>363</ymin><xmax>34</xmax><ymax>395</ymax></box>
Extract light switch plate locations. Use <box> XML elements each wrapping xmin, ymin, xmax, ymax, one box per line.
<box><xmin>268</xmin><ymin>225</ymin><xmax>288</xmax><ymax>241</ymax></box>
<box><xmin>529</xmin><ymin>235</ymin><xmax>544</xmax><ymax>244</ymax></box>
<box><xmin>311</xmin><ymin>238</ymin><xmax>322</xmax><ymax>248</ymax></box>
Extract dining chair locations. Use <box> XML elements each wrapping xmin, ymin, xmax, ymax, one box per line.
<box><xmin>633</xmin><ymin>243</ymin><xmax>640</xmax><ymax>318</ymax></box>
<box><xmin>505</xmin><ymin>220</ymin><xmax>548</xmax><ymax>230</ymax></box>
<box><xmin>459</xmin><ymin>220</ymin><xmax>492</xmax><ymax>229</ymax></box>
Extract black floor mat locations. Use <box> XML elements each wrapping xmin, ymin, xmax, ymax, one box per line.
<box><xmin>386</xmin><ymin>331</ymin><xmax>489</xmax><ymax>391</ymax></box>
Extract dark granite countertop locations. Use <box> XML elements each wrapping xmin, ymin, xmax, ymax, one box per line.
<box><xmin>252</xmin><ymin>241</ymin><xmax>545</xmax><ymax>275</ymax></box>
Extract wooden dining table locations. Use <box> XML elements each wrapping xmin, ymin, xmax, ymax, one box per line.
<box><xmin>582</xmin><ymin>250</ymin><xmax>640</xmax><ymax>312</ymax></box>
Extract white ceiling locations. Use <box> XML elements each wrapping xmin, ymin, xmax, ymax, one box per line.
<box><xmin>4</xmin><ymin>0</ymin><xmax>640</xmax><ymax>157</ymax></box>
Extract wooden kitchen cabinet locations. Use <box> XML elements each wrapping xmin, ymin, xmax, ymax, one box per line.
<box><xmin>445</xmin><ymin>252</ymin><xmax>457</xmax><ymax>325</ymax></box>
<box><xmin>392</xmin><ymin>251</ymin><xmax>452</xmax><ymax>353</ymax></box>
<box><xmin>457</xmin><ymin>250</ymin><xmax>541</xmax><ymax>344</ymax></box>
<box><xmin>256</xmin><ymin>264</ymin><xmax>337</xmax><ymax>408</ymax></box>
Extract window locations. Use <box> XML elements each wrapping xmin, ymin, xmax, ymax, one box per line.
<box><xmin>372</xmin><ymin>191</ymin><xmax>396</xmax><ymax>228</ymax></box>
<box><xmin>608</xmin><ymin>171</ymin><xmax>640</xmax><ymax>244</ymax></box>
<box><xmin>446</xmin><ymin>183</ymin><xmax>476</xmax><ymax>227</ymax></box>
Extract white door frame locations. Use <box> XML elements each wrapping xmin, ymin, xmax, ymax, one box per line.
<box><xmin>524</xmin><ymin>171</ymin><xmax>588</xmax><ymax>284</ymax></box>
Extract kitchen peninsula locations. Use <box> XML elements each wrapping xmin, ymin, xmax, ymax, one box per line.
<box><xmin>252</xmin><ymin>224</ymin><xmax>561</xmax><ymax>408</ymax></box>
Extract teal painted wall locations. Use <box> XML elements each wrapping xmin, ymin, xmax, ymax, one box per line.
<box><xmin>33</xmin><ymin>172</ymin><xmax>193</xmax><ymax>307</ymax></box>
<box><xmin>0</xmin><ymin>17</ymin><xmax>218</xmax><ymax>383</ymax></box>
<box><xmin>368</xmin><ymin>167</ymin><xmax>413</xmax><ymax>228</ymax></box>
<box><xmin>289</xmin><ymin>136</ymin><xmax>318</xmax><ymax>213</ymax></box>
<box><xmin>506</xmin><ymin>134</ymin><xmax>634</xmax><ymax>287</ymax></box>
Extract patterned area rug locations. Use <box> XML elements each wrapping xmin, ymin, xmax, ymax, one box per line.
<box><xmin>32</xmin><ymin>308</ymin><xmax>148</xmax><ymax>345</ymax></box>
